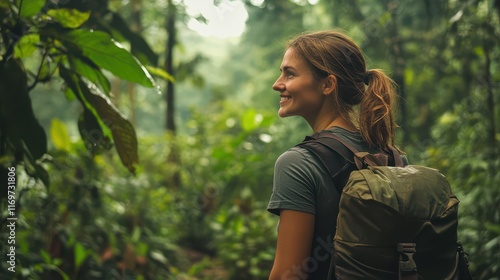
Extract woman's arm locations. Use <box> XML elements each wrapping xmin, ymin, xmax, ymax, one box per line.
<box><xmin>269</xmin><ymin>210</ymin><xmax>315</xmax><ymax>280</ymax></box>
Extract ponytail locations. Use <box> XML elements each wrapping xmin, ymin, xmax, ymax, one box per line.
<box><xmin>359</xmin><ymin>69</ymin><xmax>398</xmax><ymax>150</ymax></box>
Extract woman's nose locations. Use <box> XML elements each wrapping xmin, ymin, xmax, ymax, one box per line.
<box><xmin>272</xmin><ymin>77</ymin><xmax>284</xmax><ymax>91</ymax></box>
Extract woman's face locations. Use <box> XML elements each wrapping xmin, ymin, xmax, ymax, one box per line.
<box><xmin>272</xmin><ymin>47</ymin><xmax>325</xmax><ymax>121</ymax></box>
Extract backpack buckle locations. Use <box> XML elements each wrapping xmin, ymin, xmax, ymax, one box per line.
<box><xmin>398</xmin><ymin>243</ymin><xmax>417</xmax><ymax>277</ymax></box>
<box><xmin>354</xmin><ymin>152</ymin><xmax>388</xmax><ymax>168</ymax></box>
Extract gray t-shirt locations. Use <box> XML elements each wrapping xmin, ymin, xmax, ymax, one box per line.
<box><xmin>267</xmin><ymin>127</ymin><xmax>386</xmax><ymax>279</ymax></box>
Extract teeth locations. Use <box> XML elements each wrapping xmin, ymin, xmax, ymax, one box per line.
<box><xmin>280</xmin><ymin>97</ymin><xmax>291</xmax><ymax>101</ymax></box>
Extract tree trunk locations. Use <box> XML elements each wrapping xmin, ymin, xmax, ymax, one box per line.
<box><xmin>165</xmin><ymin>1</ymin><xmax>176</xmax><ymax>133</ymax></box>
<box><xmin>495</xmin><ymin>0</ymin><xmax>500</xmax><ymax>19</ymax></box>
<box><xmin>387</xmin><ymin>1</ymin><xmax>408</xmax><ymax>146</ymax></box>
<box><xmin>127</xmin><ymin>0</ymin><xmax>142</xmax><ymax>126</ymax></box>
<box><xmin>164</xmin><ymin>1</ymin><xmax>180</xmax><ymax>188</ymax></box>
<box><xmin>484</xmin><ymin>44</ymin><xmax>496</xmax><ymax>152</ymax></box>
<box><xmin>483</xmin><ymin>3</ymin><xmax>497</xmax><ymax>156</ymax></box>
<box><xmin>331</xmin><ymin>0</ymin><xmax>339</xmax><ymax>26</ymax></box>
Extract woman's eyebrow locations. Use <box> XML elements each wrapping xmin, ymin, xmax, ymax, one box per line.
<box><xmin>280</xmin><ymin>66</ymin><xmax>296</xmax><ymax>72</ymax></box>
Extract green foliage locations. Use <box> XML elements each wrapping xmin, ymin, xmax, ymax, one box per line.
<box><xmin>1</xmin><ymin>0</ymin><xmax>498</xmax><ymax>279</ymax></box>
<box><xmin>130</xmin><ymin>94</ymin><xmax>307</xmax><ymax>280</ymax></box>
<box><xmin>421</xmin><ymin>96</ymin><xmax>500</xmax><ymax>279</ymax></box>
<box><xmin>162</xmin><ymin>100</ymin><xmax>296</xmax><ymax>279</ymax></box>
<box><xmin>60</xmin><ymin>29</ymin><xmax>156</xmax><ymax>88</ymax></box>
<box><xmin>0</xmin><ymin>128</ymin><xmax>183</xmax><ymax>279</ymax></box>
<box><xmin>211</xmin><ymin>205</ymin><xmax>276</xmax><ymax>280</ymax></box>
<box><xmin>1</xmin><ymin>99</ymin><xmax>285</xmax><ymax>279</ymax></box>
<box><xmin>0</xmin><ymin>0</ymin><xmax>162</xmax><ymax>178</ymax></box>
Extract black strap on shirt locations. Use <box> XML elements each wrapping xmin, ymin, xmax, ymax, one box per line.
<box><xmin>298</xmin><ymin>131</ymin><xmax>404</xmax><ymax>193</ymax></box>
<box><xmin>298</xmin><ymin>132</ymin><xmax>356</xmax><ymax>194</ymax></box>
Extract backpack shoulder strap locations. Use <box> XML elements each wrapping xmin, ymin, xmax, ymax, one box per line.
<box><xmin>308</xmin><ymin>132</ymin><xmax>405</xmax><ymax>168</ymax></box>
<box><xmin>319</xmin><ymin>133</ymin><xmax>406</xmax><ymax>167</ymax></box>
<box><xmin>300</xmin><ymin>132</ymin><xmax>354</xmax><ymax>167</ymax></box>
<box><xmin>298</xmin><ymin>132</ymin><xmax>356</xmax><ymax>194</ymax></box>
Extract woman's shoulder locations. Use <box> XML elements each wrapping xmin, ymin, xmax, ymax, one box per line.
<box><xmin>276</xmin><ymin>146</ymin><xmax>315</xmax><ymax>165</ymax></box>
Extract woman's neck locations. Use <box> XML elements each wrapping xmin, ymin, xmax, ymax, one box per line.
<box><xmin>312</xmin><ymin>116</ymin><xmax>356</xmax><ymax>132</ymax></box>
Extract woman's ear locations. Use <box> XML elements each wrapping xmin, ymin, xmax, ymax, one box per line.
<box><xmin>322</xmin><ymin>74</ymin><xmax>337</xmax><ymax>95</ymax></box>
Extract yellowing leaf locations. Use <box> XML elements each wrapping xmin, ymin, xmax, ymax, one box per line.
<box><xmin>79</xmin><ymin>80</ymin><xmax>139</xmax><ymax>173</ymax></box>
<box><xmin>439</xmin><ymin>112</ymin><xmax>457</xmax><ymax>125</ymax></box>
<box><xmin>145</xmin><ymin>66</ymin><xmax>175</xmax><ymax>83</ymax></box>
<box><xmin>404</xmin><ymin>68</ymin><xmax>414</xmax><ymax>86</ymax></box>
<box><xmin>47</xmin><ymin>9</ymin><xmax>91</xmax><ymax>29</ymax></box>
<box><xmin>50</xmin><ymin>119</ymin><xmax>71</xmax><ymax>152</ymax></box>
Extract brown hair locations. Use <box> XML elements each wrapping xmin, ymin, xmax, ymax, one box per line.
<box><xmin>287</xmin><ymin>30</ymin><xmax>398</xmax><ymax>150</ymax></box>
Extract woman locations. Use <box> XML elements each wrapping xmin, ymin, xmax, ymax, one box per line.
<box><xmin>267</xmin><ymin>30</ymin><xmax>400</xmax><ymax>279</ymax></box>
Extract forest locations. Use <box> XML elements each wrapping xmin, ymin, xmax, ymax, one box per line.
<box><xmin>0</xmin><ymin>0</ymin><xmax>499</xmax><ymax>279</ymax></box>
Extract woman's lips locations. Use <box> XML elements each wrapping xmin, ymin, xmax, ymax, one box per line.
<box><xmin>280</xmin><ymin>95</ymin><xmax>291</xmax><ymax>104</ymax></box>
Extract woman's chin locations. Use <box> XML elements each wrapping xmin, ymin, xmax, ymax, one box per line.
<box><xmin>278</xmin><ymin>109</ymin><xmax>294</xmax><ymax>118</ymax></box>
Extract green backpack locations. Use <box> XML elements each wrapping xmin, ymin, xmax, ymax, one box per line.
<box><xmin>300</xmin><ymin>132</ymin><xmax>472</xmax><ymax>280</ymax></box>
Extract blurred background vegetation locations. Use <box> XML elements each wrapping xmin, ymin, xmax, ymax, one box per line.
<box><xmin>0</xmin><ymin>0</ymin><xmax>499</xmax><ymax>279</ymax></box>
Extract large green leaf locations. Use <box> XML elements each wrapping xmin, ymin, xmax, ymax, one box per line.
<box><xmin>109</xmin><ymin>12</ymin><xmax>159</xmax><ymax>65</ymax></box>
<box><xmin>46</xmin><ymin>8</ymin><xmax>91</xmax><ymax>29</ymax></box>
<box><xmin>70</xmin><ymin>56</ymin><xmax>111</xmax><ymax>95</ymax></box>
<box><xmin>60</xmin><ymin>67</ymin><xmax>113</xmax><ymax>150</ymax></box>
<box><xmin>17</xmin><ymin>0</ymin><xmax>45</xmax><ymax>18</ymax></box>
<box><xmin>80</xmin><ymin>82</ymin><xmax>138</xmax><ymax>173</ymax></box>
<box><xmin>60</xmin><ymin>29</ymin><xmax>156</xmax><ymax>88</ymax></box>
<box><xmin>59</xmin><ymin>67</ymin><xmax>138</xmax><ymax>173</ymax></box>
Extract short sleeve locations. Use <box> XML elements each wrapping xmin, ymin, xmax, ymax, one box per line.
<box><xmin>267</xmin><ymin>148</ymin><xmax>317</xmax><ymax>216</ymax></box>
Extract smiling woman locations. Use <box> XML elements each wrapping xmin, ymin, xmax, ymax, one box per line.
<box><xmin>267</xmin><ymin>30</ymin><xmax>400</xmax><ymax>280</ymax></box>
<box><xmin>184</xmin><ymin>0</ymin><xmax>248</xmax><ymax>38</ymax></box>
